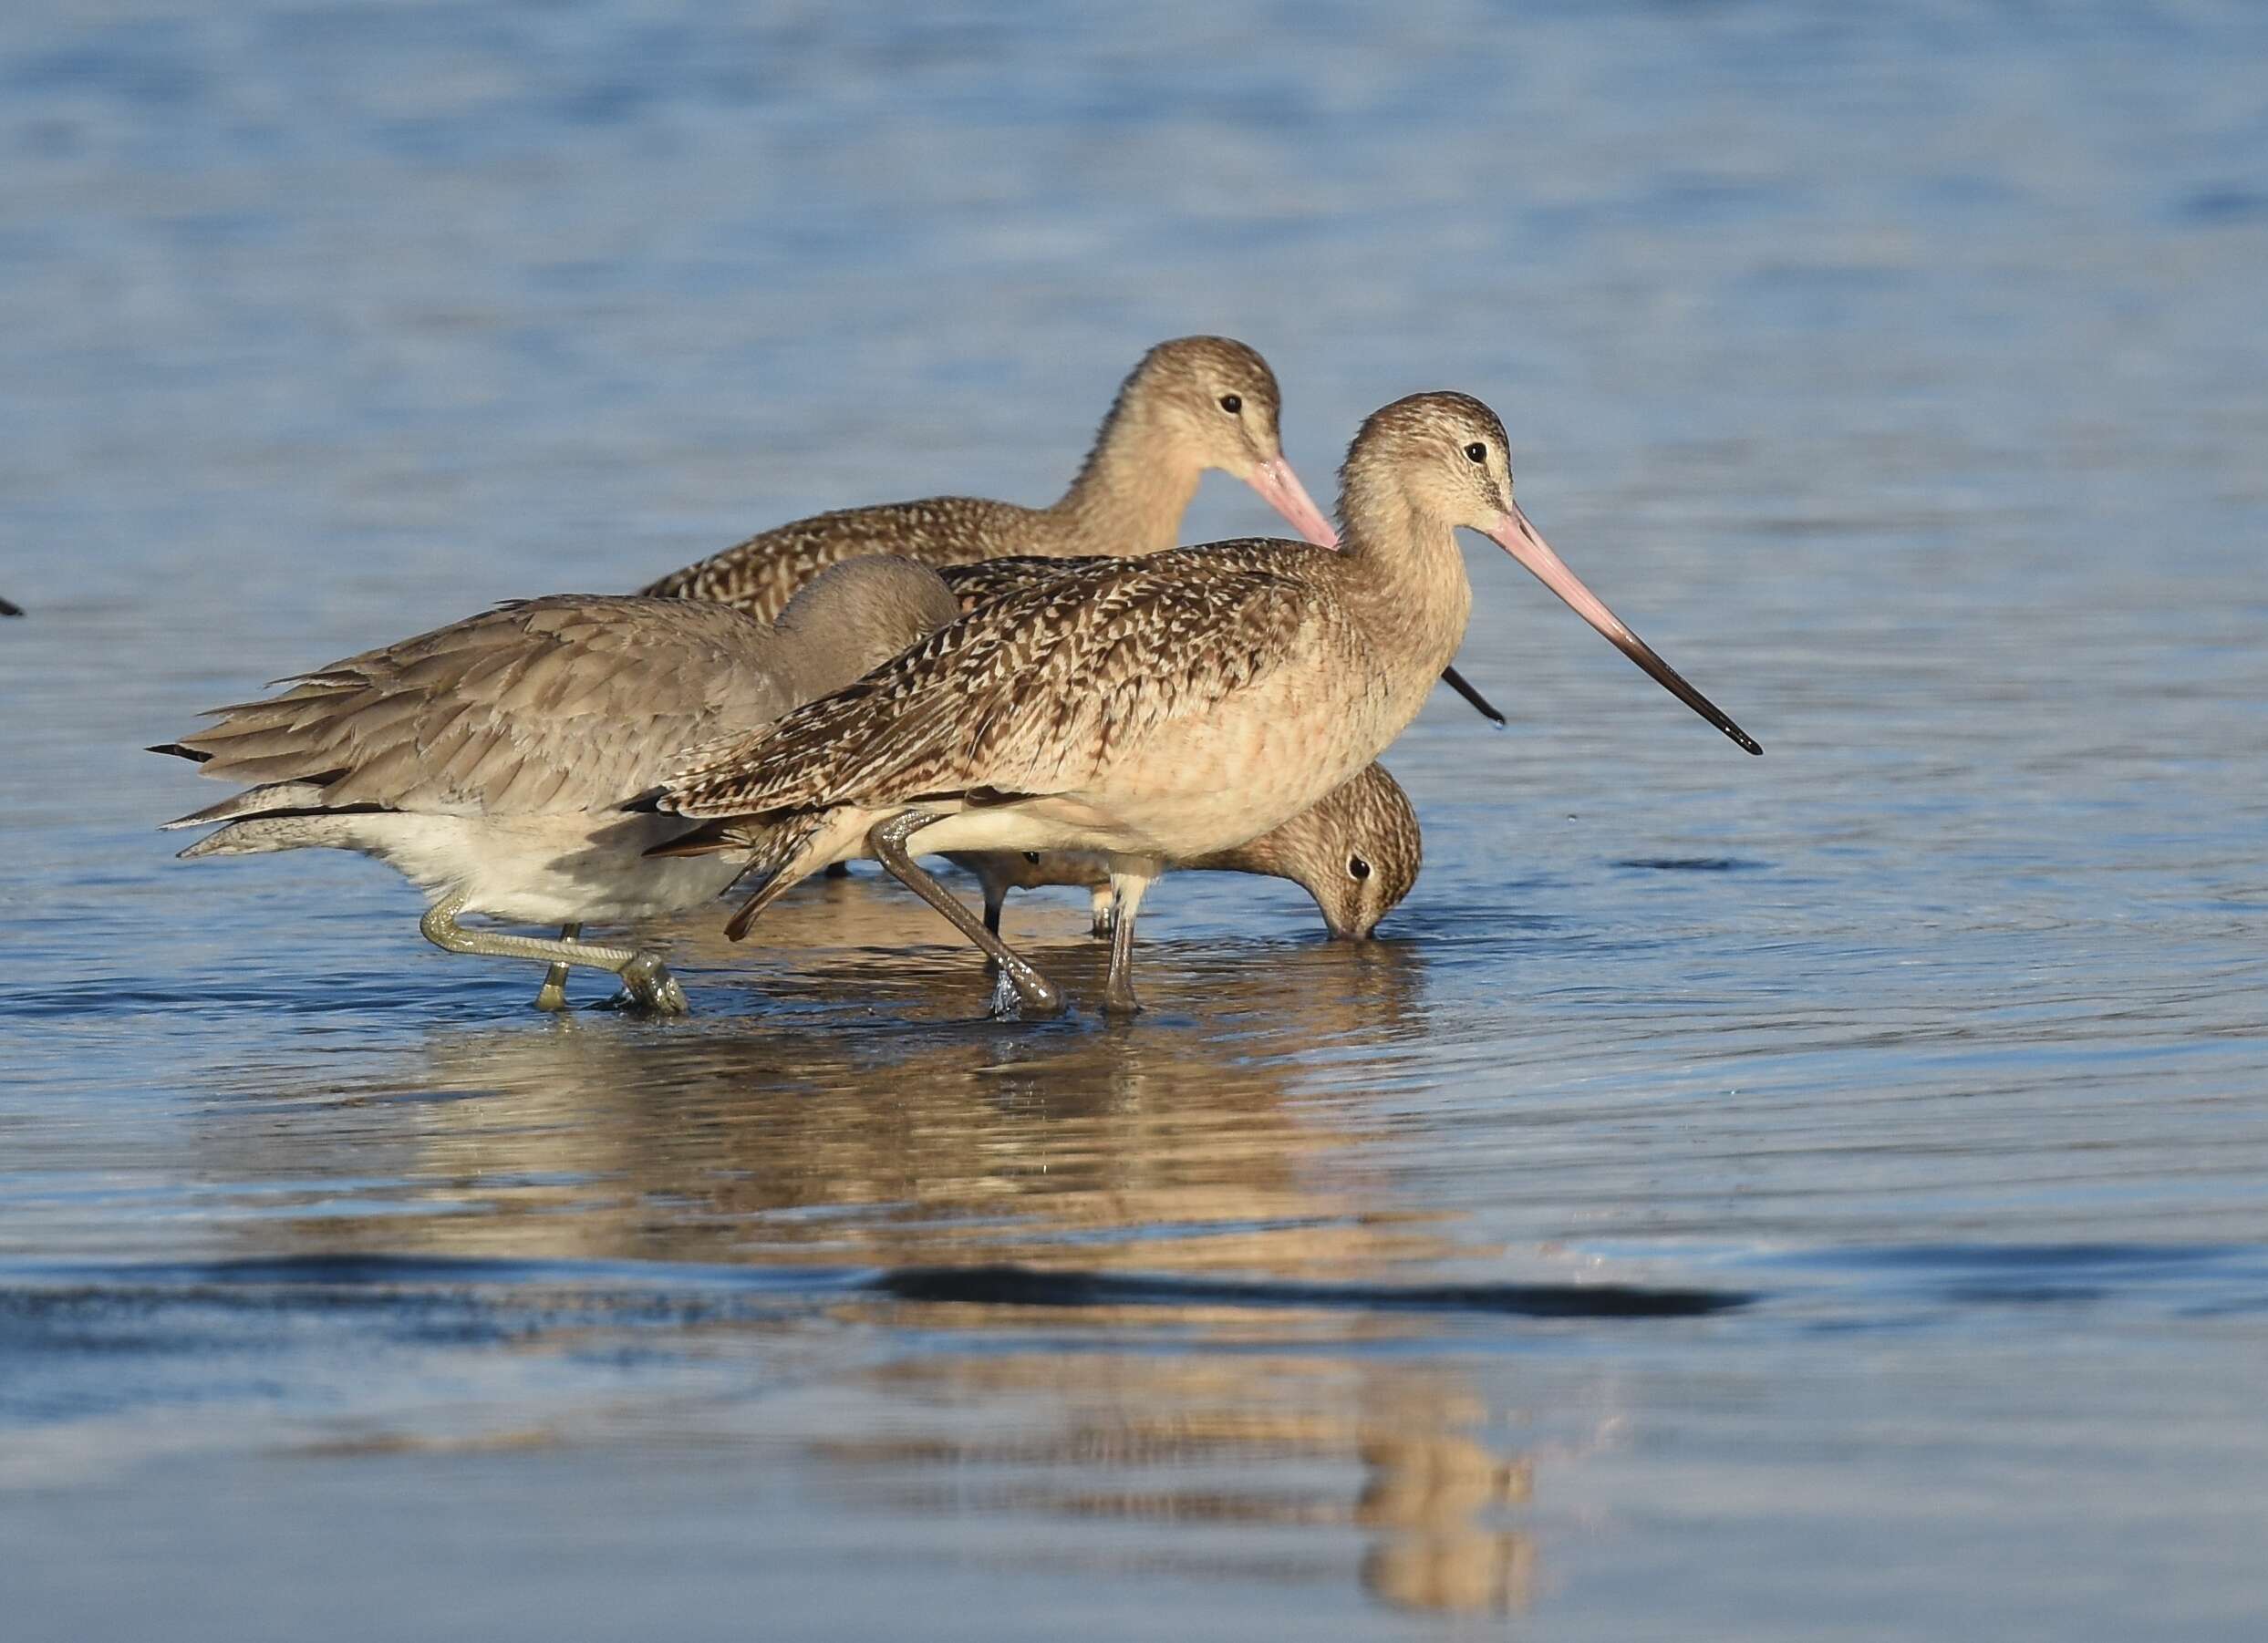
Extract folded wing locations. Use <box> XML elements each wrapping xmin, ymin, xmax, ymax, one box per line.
<box><xmin>658</xmin><ymin>542</ymin><xmax>1340</xmax><ymax>822</ymax></box>
<box><xmin>161</xmin><ymin>596</ymin><xmax>797</xmax><ymax>827</ymax></box>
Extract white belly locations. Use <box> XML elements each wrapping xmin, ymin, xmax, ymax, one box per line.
<box><xmin>344</xmin><ymin>811</ymin><xmax>746</xmax><ymax>925</ymax></box>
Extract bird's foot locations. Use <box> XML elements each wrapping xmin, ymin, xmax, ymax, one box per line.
<box><xmin>985</xmin><ymin>966</ymin><xmax>1025</xmax><ymax>1021</ymax></box>
<box><xmin>609</xmin><ymin>952</ymin><xmax>691</xmax><ymax>1016</ymax></box>
<box><xmin>986</xmin><ymin>964</ymin><xmax>1065</xmax><ymax>1021</ymax></box>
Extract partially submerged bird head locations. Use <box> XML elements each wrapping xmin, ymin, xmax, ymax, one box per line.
<box><xmin>1200</xmin><ymin>763</ymin><xmax>1423</xmax><ymax>941</ymax></box>
<box><xmin>770</xmin><ymin>555</ymin><xmax>963</xmax><ymax>697</ymax></box>
<box><xmin>1103</xmin><ymin>336</ymin><xmax>1339</xmax><ymax>547</ymax></box>
<box><xmin>1344</xmin><ymin>392</ymin><xmax>1762</xmax><ymax>755</ymax></box>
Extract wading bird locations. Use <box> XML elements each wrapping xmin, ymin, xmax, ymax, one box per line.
<box><xmin>642</xmin><ymin>393</ymin><xmax>1759</xmax><ymax>1018</ymax></box>
<box><xmin>951</xmin><ymin>761</ymin><xmax>1423</xmax><ymax>1015</ymax></box>
<box><xmin>639</xmin><ymin>336</ymin><xmax>1339</xmax><ymax>620</ymax></box>
<box><xmin>156</xmin><ymin>559</ymin><xmax>961</xmax><ymax>1012</ymax></box>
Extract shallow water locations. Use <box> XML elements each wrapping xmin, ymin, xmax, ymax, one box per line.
<box><xmin>4</xmin><ymin>2</ymin><xmax>2266</xmax><ymax>1638</ymax></box>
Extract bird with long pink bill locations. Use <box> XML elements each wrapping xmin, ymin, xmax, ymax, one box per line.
<box><xmin>640</xmin><ymin>336</ymin><xmax>1337</xmax><ymax>618</ymax></box>
<box><xmin>637</xmin><ymin>336</ymin><xmax>1505</xmax><ymax>727</ymax></box>
<box><xmin>641</xmin><ymin>391</ymin><xmax>1759</xmax><ymax>1018</ymax></box>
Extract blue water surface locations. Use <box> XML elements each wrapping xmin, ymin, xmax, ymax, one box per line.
<box><xmin>2</xmin><ymin>3</ymin><xmax>2265</xmax><ymax>1638</ymax></box>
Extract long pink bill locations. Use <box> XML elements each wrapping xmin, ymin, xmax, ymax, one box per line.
<box><xmin>1248</xmin><ymin>457</ymin><xmax>1340</xmax><ymax>548</ymax></box>
<box><xmin>1486</xmin><ymin>504</ymin><xmax>1762</xmax><ymax>755</ymax></box>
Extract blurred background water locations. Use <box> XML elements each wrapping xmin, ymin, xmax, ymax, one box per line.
<box><xmin>3</xmin><ymin>2</ymin><xmax>2265</xmax><ymax>1638</ymax></box>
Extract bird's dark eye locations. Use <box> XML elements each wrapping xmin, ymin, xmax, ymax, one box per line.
<box><xmin>1022</xmin><ymin>852</ymin><xmax>1041</xmax><ymax>863</ymax></box>
<box><xmin>1348</xmin><ymin>856</ymin><xmax>1372</xmax><ymax>881</ymax></box>
<box><xmin>1464</xmin><ymin>442</ymin><xmax>1486</xmax><ymax>464</ymax></box>
<box><xmin>1218</xmin><ymin>394</ymin><xmax>1242</xmax><ymax>415</ymax></box>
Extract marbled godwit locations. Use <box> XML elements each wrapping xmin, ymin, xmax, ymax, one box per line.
<box><xmin>959</xmin><ymin>761</ymin><xmax>1420</xmax><ymax>939</ymax></box>
<box><xmin>645</xmin><ymin>392</ymin><xmax>1760</xmax><ymax>1018</ymax></box>
<box><xmin>953</xmin><ymin>762</ymin><xmax>1420</xmax><ymax>1015</ymax></box>
<box><xmin>638</xmin><ymin>336</ymin><xmax>1339</xmax><ymax>622</ymax></box>
<box><xmin>153</xmin><ymin>558</ymin><xmax>960</xmax><ymax>1013</ymax></box>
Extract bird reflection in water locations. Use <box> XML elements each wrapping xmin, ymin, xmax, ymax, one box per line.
<box><xmin>182</xmin><ymin>897</ymin><xmax>1559</xmax><ymax>1613</ymax></box>
<box><xmin>806</xmin><ymin>1352</ymin><xmax>1538</xmax><ymax>1617</ymax></box>
<box><xmin>197</xmin><ymin>887</ymin><xmax>1441</xmax><ymax>1276</ymax></box>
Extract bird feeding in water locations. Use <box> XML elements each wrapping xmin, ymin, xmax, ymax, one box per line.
<box><xmin>642</xmin><ymin>392</ymin><xmax>1759</xmax><ymax>1019</ymax></box>
<box><xmin>154</xmin><ymin>559</ymin><xmax>962</xmax><ymax>1013</ymax></box>
<box><xmin>951</xmin><ymin>761</ymin><xmax>1422</xmax><ymax>1016</ymax></box>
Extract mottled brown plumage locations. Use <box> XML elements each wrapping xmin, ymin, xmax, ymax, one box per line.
<box><xmin>939</xmin><ymin>551</ymin><xmax>1431</xmax><ymax>948</ymax></box>
<box><xmin>647</xmin><ymin>389</ymin><xmax>1757</xmax><ymax>1018</ymax></box>
<box><xmin>660</xmin><ymin>540</ymin><xmax>1340</xmax><ymax>822</ymax></box>
<box><xmin>937</xmin><ymin>555</ymin><xmax>1507</xmax><ymax>726</ymax></box>
<box><xmin>637</xmin><ymin>336</ymin><xmax>1336</xmax><ymax>621</ymax></box>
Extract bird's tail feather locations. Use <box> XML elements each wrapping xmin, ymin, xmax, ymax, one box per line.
<box><xmin>721</xmin><ymin>810</ymin><xmax>865</xmax><ymax>941</ymax></box>
<box><xmin>175</xmin><ymin>813</ymin><xmax>357</xmax><ymax>858</ymax></box>
<box><xmin>161</xmin><ymin>781</ymin><xmax>342</xmax><ymax>831</ymax></box>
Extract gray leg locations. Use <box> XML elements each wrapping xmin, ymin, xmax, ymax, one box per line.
<box><xmin>533</xmin><ymin>923</ymin><xmax>581</xmax><ymax>1012</ymax></box>
<box><xmin>867</xmin><ymin>812</ymin><xmax>1064</xmax><ymax>1018</ymax></box>
<box><xmin>1101</xmin><ymin>860</ymin><xmax>1159</xmax><ymax>1018</ymax></box>
<box><xmin>419</xmin><ymin>895</ymin><xmax>688</xmax><ymax>1016</ymax></box>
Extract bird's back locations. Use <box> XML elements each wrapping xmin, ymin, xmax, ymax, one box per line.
<box><xmin>658</xmin><ymin>539</ymin><xmax>1359</xmax><ymax>824</ymax></box>
<box><xmin>163</xmin><ymin>595</ymin><xmax>800</xmax><ymax>827</ymax></box>
<box><xmin>640</xmin><ymin>497</ymin><xmax>1053</xmax><ymax>623</ymax></box>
